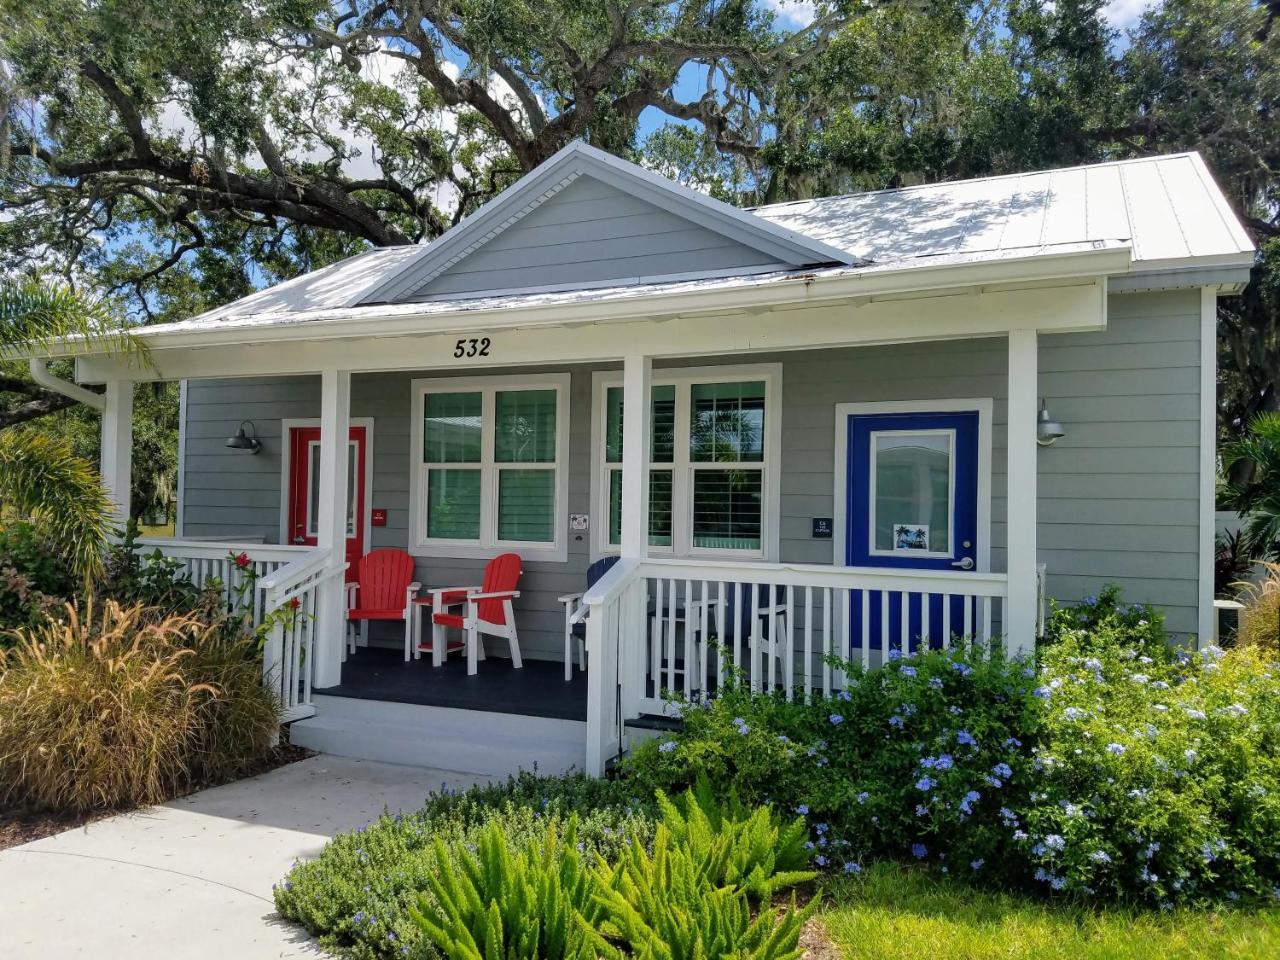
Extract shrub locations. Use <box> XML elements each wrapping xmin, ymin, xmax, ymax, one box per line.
<box><xmin>275</xmin><ymin>772</ymin><xmax>655</xmax><ymax>960</ymax></box>
<box><xmin>1041</xmin><ymin>585</ymin><xmax>1169</xmax><ymax>659</ymax></box>
<box><xmin>625</xmin><ymin>645</ymin><xmax>1042</xmax><ymax>882</ymax></box>
<box><xmin>0</xmin><ymin>521</ymin><xmax>78</xmax><ymax>632</ymax></box>
<box><xmin>1016</xmin><ymin>637</ymin><xmax>1280</xmax><ymax>905</ymax></box>
<box><xmin>1235</xmin><ymin>563</ymin><xmax>1280</xmax><ymax>653</ymax></box>
<box><xmin>101</xmin><ymin>520</ymin><xmax>208</xmax><ymax>614</ymax></box>
<box><xmin>0</xmin><ymin>600</ymin><xmax>278</xmax><ymax>812</ymax></box>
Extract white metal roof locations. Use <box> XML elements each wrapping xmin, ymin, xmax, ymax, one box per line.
<box><xmin>145</xmin><ymin>149</ymin><xmax>1254</xmax><ymax>338</ymax></box>
<box><xmin>753</xmin><ymin>151</ymin><xmax>1254</xmax><ymax>271</ymax></box>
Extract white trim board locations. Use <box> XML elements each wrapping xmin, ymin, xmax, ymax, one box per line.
<box><xmin>589</xmin><ymin>363</ymin><xmax>784</xmax><ymax>563</ymax></box>
<box><xmin>833</xmin><ymin>399</ymin><xmax>994</xmax><ymax>576</ymax></box>
<box><xmin>175</xmin><ymin>379</ymin><xmax>188</xmax><ymax>538</ymax></box>
<box><xmin>407</xmin><ymin>372</ymin><xmax>572</xmax><ymax>562</ymax></box>
<box><xmin>1198</xmin><ymin>287</ymin><xmax>1217</xmax><ymax>646</ymax></box>
<box><xmin>278</xmin><ymin>417</ymin><xmax>376</xmax><ymax>555</ymax></box>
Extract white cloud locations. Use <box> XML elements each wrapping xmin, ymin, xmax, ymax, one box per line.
<box><xmin>1102</xmin><ymin>0</ymin><xmax>1158</xmax><ymax>28</ymax></box>
<box><xmin>761</xmin><ymin>0</ymin><xmax>816</xmax><ymax>29</ymax></box>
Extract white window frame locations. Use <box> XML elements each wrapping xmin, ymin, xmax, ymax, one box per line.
<box><xmin>867</xmin><ymin>428</ymin><xmax>957</xmax><ymax>560</ymax></box>
<box><xmin>278</xmin><ymin>417</ymin><xmax>375</xmax><ymax>550</ymax></box>
<box><xmin>590</xmin><ymin>363</ymin><xmax>782</xmax><ymax>561</ymax></box>
<box><xmin>409</xmin><ymin>373</ymin><xmax>570</xmax><ymax>561</ymax></box>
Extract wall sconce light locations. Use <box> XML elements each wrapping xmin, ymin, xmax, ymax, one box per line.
<box><xmin>225</xmin><ymin>420</ymin><xmax>262</xmax><ymax>454</ymax></box>
<box><xmin>1036</xmin><ymin>400</ymin><xmax>1065</xmax><ymax>447</ymax></box>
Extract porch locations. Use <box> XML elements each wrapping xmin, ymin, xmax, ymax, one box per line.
<box><xmin>96</xmin><ymin>277</ymin><xmax>1093</xmax><ymax>775</ymax></box>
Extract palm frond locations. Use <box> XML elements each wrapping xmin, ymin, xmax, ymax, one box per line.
<box><xmin>0</xmin><ymin>431</ymin><xmax>113</xmax><ymax>582</ymax></box>
<box><xmin>0</xmin><ymin>281</ymin><xmax>150</xmax><ymax>366</ymax></box>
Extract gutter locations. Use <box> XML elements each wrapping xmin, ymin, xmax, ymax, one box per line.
<box><xmin>29</xmin><ymin>358</ymin><xmax>105</xmax><ymax>410</ymax></box>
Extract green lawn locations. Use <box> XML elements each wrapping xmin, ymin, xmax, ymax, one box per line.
<box><xmin>820</xmin><ymin>865</ymin><xmax>1280</xmax><ymax>960</ymax></box>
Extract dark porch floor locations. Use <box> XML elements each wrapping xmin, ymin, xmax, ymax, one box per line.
<box><xmin>316</xmin><ymin>646</ymin><xmax>588</xmax><ymax>722</ymax></box>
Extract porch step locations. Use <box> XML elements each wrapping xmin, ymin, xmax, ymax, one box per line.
<box><xmin>288</xmin><ymin>694</ymin><xmax>588</xmax><ymax>777</ymax></box>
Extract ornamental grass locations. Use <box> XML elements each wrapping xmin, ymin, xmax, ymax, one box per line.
<box><xmin>0</xmin><ymin>599</ymin><xmax>278</xmax><ymax>813</ymax></box>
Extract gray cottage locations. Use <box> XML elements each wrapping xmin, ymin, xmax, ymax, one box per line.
<box><xmin>40</xmin><ymin>142</ymin><xmax>1255</xmax><ymax>775</ymax></box>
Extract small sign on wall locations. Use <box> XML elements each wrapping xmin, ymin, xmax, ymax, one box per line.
<box><xmin>812</xmin><ymin>518</ymin><xmax>833</xmax><ymax>540</ymax></box>
<box><xmin>371</xmin><ymin>508</ymin><xmax>387</xmax><ymax>527</ymax></box>
<box><xmin>569</xmin><ymin>513</ymin><xmax>590</xmax><ymax>532</ymax></box>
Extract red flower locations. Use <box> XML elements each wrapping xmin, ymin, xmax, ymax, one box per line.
<box><xmin>233</xmin><ymin>552</ymin><xmax>251</xmax><ymax>570</ymax></box>
<box><xmin>289</xmin><ymin>597</ymin><xmax>301</xmax><ymax>609</ymax></box>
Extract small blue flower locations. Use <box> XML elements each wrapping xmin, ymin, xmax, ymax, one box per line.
<box><xmin>1045</xmin><ymin>834</ymin><xmax>1066</xmax><ymax>852</ymax></box>
<box><xmin>916</xmin><ymin>776</ymin><xmax>937</xmax><ymax>791</ymax></box>
<box><xmin>814</xmin><ymin>854</ymin><xmax>828</xmax><ymax>867</ymax></box>
<box><xmin>658</xmin><ymin>740</ymin><xmax>677</xmax><ymax>754</ymax></box>
<box><xmin>888</xmin><ymin>648</ymin><xmax>903</xmax><ymax>661</ymax></box>
<box><xmin>1033</xmin><ymin>685</ymin><xmax>1052</xmax><ymax>699</ymax></box>
<box><xmin>1089</xmin><ymin>850</ymin><xmax>1112</xmax><ymax>864</ymax></box>
<box><xmin>889</xmin><ymin>715</ymin><xmax>905</xmax><ymax>730</ymax></box>
<box><xmin>843</xmin><ymin>861</ymin><xmax>861</xmax><ymax>874</ymax></box>
<box><xmin>796</xmin><ymin>804</ymin><xmax>809</xmax><ymax>815</ymax></box>
<box><xmin>911</xmin><ymin>843</ymin><xmax>928</xmax><ymax>859</ymax></box>
<box><xmin>837</xmin><ymin>690</ymin><xmax>853</xmax><ymax>701</ymax></box>
<box><xmin>829</xmin><ymin>714</ymin><xmax>844</xmax><ymax>726</ymax></box>
<box><xmin>1004</xmin><ymin>737</ymin><xmax>1022</xmax><ymax>749</ymax></box>
<box><xmin>957</xmin><ymin>730</ymin><xmax>977</xmax><ymax>747</ymax></box>
<box><xmin>901</xmin><ymin>665</ymin><xmax>917</xmax><ymax>678</ymax></box>
<box><xmin>992</xmin><ymin>762</ymin><xmax>1013</xmax><ymax>778</ymax></box>
<box><xmin>1106</xmin><ymin>743</ymin><xmax>1126</xmax><ymax>756</ymax></box>
<box><xmin>856</xmin><ymin>791</ymin><xmax>870</xmax><ymax>804</ymax></box>
<box><xmin>929</xmin><ymin>677</ymin><xmax>944</xmax><ymax>689</ymax></box>
<box><xmin>970</xmin><ymin>859</ymin><xmax>985</xmax><ymax>871</ymax></box>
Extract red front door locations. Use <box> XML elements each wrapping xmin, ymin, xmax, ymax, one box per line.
<box><xmin>287</xmin><ymin>425</ymin><xmax>367</xmax><ymax>579</ymax></box>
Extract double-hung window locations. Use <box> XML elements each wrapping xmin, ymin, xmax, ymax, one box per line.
<box><xmin>595</xmin><ymin>364</ymin><xmax>780</xmax><ymax>559</ymax></box>
<box><xmin>410</xmin><ymin>374</ymin><xmax>569</xmax><ymax>559</ymax></box>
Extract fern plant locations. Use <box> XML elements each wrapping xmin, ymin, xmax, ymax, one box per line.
<box><xmin>657</xmin><ymin>777</ymin><xmax>814</xmax><ymax>899</ymax></box>
<box><xmin>588</xmin><ymin>824</ymin><xmax>816</xmax><ymax>960</ymax></box>
<box><xmin>410</xmin><ymin>817</ymin><xmax>610</xmax><ymax>960</ymax></box>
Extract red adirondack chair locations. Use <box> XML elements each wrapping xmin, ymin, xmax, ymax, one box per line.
<box><xmin>420</xmin><ymin>553</ymin><xmax>523</xmax><ymax>675</ymax></box>
<box><xmin>344</xmin><ymin>549</ymin><xmax>420</xmax><ymax>662</ymax></box>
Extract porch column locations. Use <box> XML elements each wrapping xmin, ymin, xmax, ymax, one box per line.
<box><xmin>1006</xmin><ymin>330</ymin><xmax>1038</xmax><ymax>657</ymax></box>
<box><xmin>619</xmin><ymin>354</ymin><xmax>651</xmax><ymax>558</ymax></box>
<box><xmin>314</xmin><ymin>369</ymin><xmax>351</xmax><ymax>688</ymax></box>
<box><xmin>100</xmin><ymin>379</ymin><xmax>133</xmax><ymax>527</ymax></box>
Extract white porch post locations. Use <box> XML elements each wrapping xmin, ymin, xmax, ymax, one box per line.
<box><xmin>1006</xmin><ymin>330</ymin><xmax>1038</xmax><ymax>657</ymax></box>
<box><xmin>619</xmin><ymin>354</ymin><xmax>652</xmax><ymax>558</ymax></box>
<box><xmin>100</xmin><ymin>379</ymin><xmax>133</xmax><ymax>527</ymax></box>
<box><xmin>314</xmin><ymin>369</ymin><xmax>351</xmax><ymax>688</ymax></box>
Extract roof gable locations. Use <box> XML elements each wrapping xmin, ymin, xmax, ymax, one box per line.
<box><xmin>360</xmin><ymin>141</ymin><xmax>855</xmax><ymax>304</ymax></box>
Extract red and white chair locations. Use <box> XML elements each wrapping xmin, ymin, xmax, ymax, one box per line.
<box><xmin>418</xmin><ymin>553</ymin><xmax>523</xmax><ymax>675</ymax></box>
<box><xmin>344</xmin><ymin>549</ymin><xmax>420</xmax><ymax>661</ymax></box>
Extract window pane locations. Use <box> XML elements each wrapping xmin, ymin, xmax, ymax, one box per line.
<box><xmin>424</xmin><ymin>392</ymin><xmax>482</xmax><ymax>463</ymax></box>
<box><xmin>692</xmin><ymin>469</ymin><xmax>762</xmax><ymax>550</ymax></box>
<box><xmin>497</xmin><ymin>469</ymin><xmax>555</xmax><ymax>542</ymax></box>
<box><xmin>346</xmin><ymin>441</ymin><xmax>357</xmax><ymax>537</ymax></box>
<box><xmin>607</xmin><ymin>469</ymin><xmax>622</xmax><ymax>545</ymax></box>
<box><xmin>873</xmin><ymin>433</ymin><xmax>951</xmax><ymax>553</ymax></box>
<box><xmin>604</xmin><ymin>384</ymin><xmax>676</xmax><ymax>463</ymax></box>
<box><xmin>605</xmin><ymin>388</ymin><xmax>624</xmax><ymax>462</ymax></box>
<box><xmin>307</xmin><ymin>442</ymin><xmax>320</xmax><ymax>537</ymax></box>
<box><xmin>649</xmin><ymin>470</ymin><xmax>673</xmax><ymax>547</ymax></box>
<box><xmin>690</xmin><ymin>381</ymin><xmax>766</xmax><ymax>463</ymax></box>
<box><xmin>495</xmin><ymin>390</ymin><xmax>557</xmax><ymax>463</ymax></box>
<box><xmin>426</xmin><ymin>468</ymin><xmax>481</xmax><ymax>540</ymax></box>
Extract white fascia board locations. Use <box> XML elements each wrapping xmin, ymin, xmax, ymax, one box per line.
<box><xmin>360</xmin><ymin>141</ymin><xmax>857</xmax><ymax>304</ymax></box>
<box><xmin>55</xmin><ymin>243</ymin><xmax>1130</xmax><ymax>358</ymax></box>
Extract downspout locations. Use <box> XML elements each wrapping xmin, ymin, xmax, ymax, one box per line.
<box><xmin>28</xmin><ymin>358</ymin><xmax>105</xmax><ymax>411</ymax></box>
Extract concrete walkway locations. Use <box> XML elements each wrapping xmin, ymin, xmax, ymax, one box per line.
<box><xmin>0</xmin><ymin>756</ymin><xmax>488</xmax><ymax>959</ymax></box>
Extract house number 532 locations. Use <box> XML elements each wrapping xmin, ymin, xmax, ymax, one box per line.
<box><xmin>453</xmin><ymin>337</ymin><xmax>491</xmax><ymax>358</ymax></box>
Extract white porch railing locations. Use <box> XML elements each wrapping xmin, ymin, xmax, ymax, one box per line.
<box><xmin>258</xmin><ymin>549</ymin><xmax>348</xmax><ymax>722</ymax></box>
<box><xmin>135</xmin><ymin>538</ymin><xmax>310</xmax><ymax>627</ymax></box>
<box><xmin>134</xmin><ymin>538</ymin><xmax>344</xmax><ymax>722</ymax></box>
<box><xmin>584</xmin><ymin>557</ymin><xmax>1012</xmax><ymax>775</ymax></box>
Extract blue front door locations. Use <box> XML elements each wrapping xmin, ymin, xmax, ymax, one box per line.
<box><xmin>845</xmin><ymin>411</ymin><xmax>980</xmax><ymax>654</ymax></box>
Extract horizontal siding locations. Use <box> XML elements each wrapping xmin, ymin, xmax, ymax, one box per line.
<box><xmin>408</xmin><ymin>176</ymin><xmax>777</xmax><ymax>300</ymax></box>
<box><xmin>180</xmin><ymin>289</ymin><xmax>1207</xmax><ymax>664</ymax></box>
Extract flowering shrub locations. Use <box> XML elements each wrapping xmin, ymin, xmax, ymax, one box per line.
<box><xmin>1018</xmin><ymin>637</ymin><xmax>1280</xmax><ymax>905</ymax></box>
<box><xmin>627</xmin><ymin>595</ymin><xmax>1280</xmax><ymax>907</ymax></box>
<box><xmin>625</xmin><ymin>645</ymin><xmax>1043</xmax><ymax>884</ymax></box>
<box><xmin>1041</xmin><ymin>585</ymin><xmax>1168</xmax><ymax>659</ymax></box>
<box><xmin>0</xmin><ymin>521</ymin><xmax>77</xmax><ymax>633</ymax></box>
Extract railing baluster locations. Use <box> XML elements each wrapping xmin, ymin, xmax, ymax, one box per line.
<box><xmin>748</xmin><ymin>582</ymin><xmax>759</xmax><ymax>693</ymax></box>
<box><xmin>715</xmin><ymin>581</ymin><xmax>726</xmax><ymax>695</ymax></box>
<box><xmin>922</xmin><ymin>592</ymin><xmax>931</xmax><ymax>651</ymax></box>
<box><xmin>666</xmin><ymin>578</ymin><xmax>677</xmax><ymax>696</ymax></box>
<box><xmin>699</xmin><ymin>580</ymin><xmax>709</xmax><ymax>699</ymax></box>
<box><xmin>899</xmin><ymin>591</ymin><xmax>909</xmax><ymax>654</ymax></box>
<box><xmin>880</xmin><ymin>590</ymin><xmax>890</xmax><ymax>662</ymax></box>
<box><xmin>767</xmin><ymin>582</ymin><xmax>777</xmax><ymax>693</ymax></box>
<box><xmin>803</xmin><ymin>586</ymin><xmax>813</xmax><ymax>703</ymax></box>
<box><xmin>963</xmin><ymin>594</ymin><xmax>974</xmax><ymax>641</ymax></box>
<box><xmin>860</xmin><ymin>589</ymin><xmax>870</xmax><ymax>671</ymax></box>
<box><xmin>981</xmin><ymin>595</ymin><xmax>993</xmax><ymax>651</ymax></box>
<box><xmin>942</xmin><ymin>595</ymin><xmax>952</xmax><ymax>650</ymax></box>
<box><xmin>823</xmin><ymin>588</ymin><xmax>833</xmax><ymax>697</ymax></box>
<box><xmin>683</xmin><ymin>578</ymin><xmax>694</xmax><ymax>699</ymax></box>
<box><xmin>652</xmin><ymin>577</ymin><xmax>663</xmax><ymax>700</ymax></box>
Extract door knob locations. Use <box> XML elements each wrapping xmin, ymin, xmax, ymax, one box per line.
<box><xmin>950</xmin><ymin>557</ymin><xmax>975</xmax><ymax>570</ymax></box>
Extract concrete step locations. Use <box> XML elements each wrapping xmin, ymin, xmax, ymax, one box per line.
<box><xmin>288</xmin><ymin>695</ymin><xmax>588</xmax><ymax>777</ymax></box>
